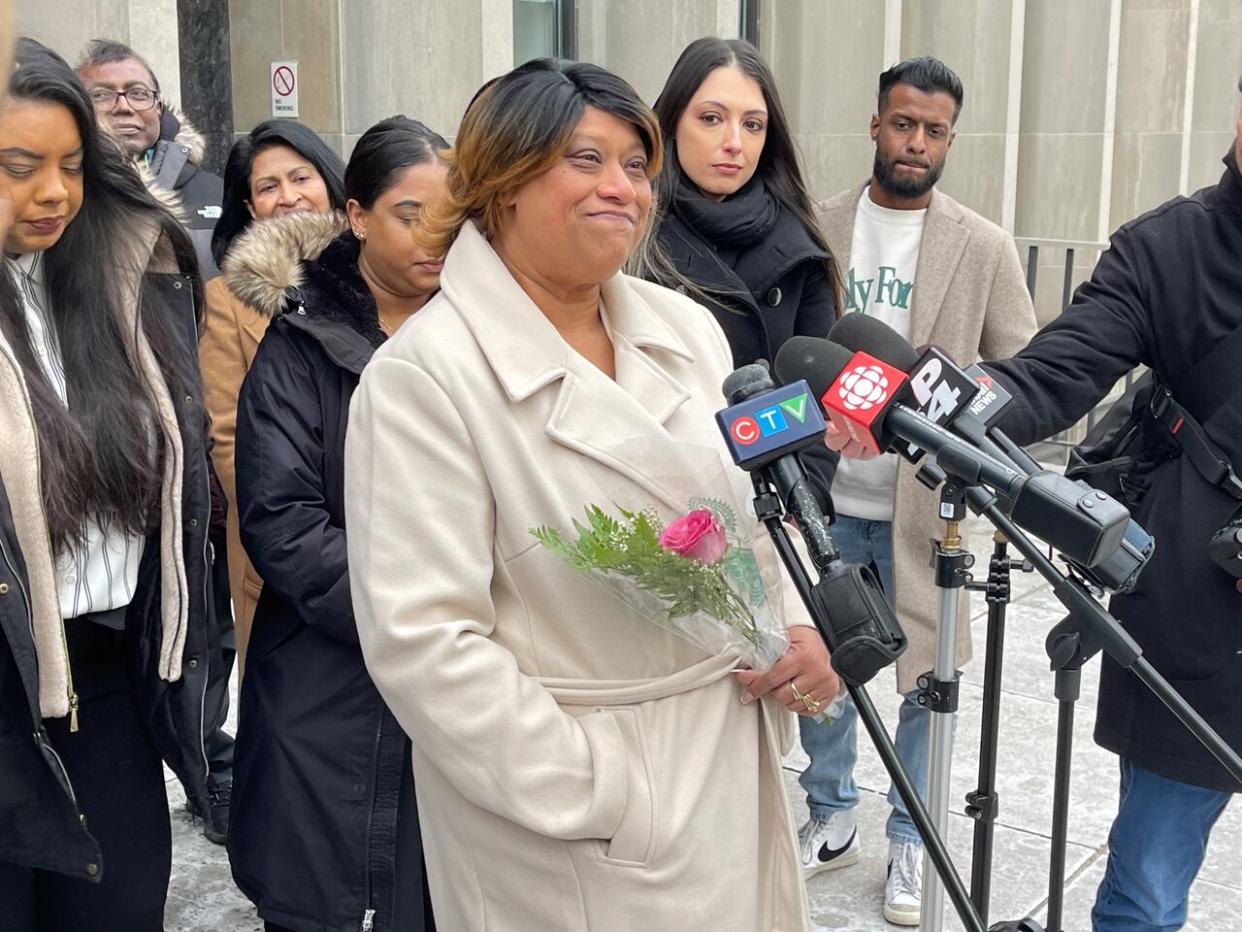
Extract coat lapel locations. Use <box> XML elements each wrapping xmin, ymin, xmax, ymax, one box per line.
<box><xmin>909</xmin><ymin>191</ymin><xmax>969</xmax><ymax>347</ymax></box>
<box><xmin>817</xmin><ymin>186</ymin><xmax>865</xmax><ymax>296</ymax></box>
<box><xmin>441</xmin><ymin>223</ymin><xmax>697</xmax><ymax>513</ymax></box>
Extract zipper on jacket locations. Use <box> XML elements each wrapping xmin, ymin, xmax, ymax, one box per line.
<box><xmin>0</xmin><ymin>344</ymin><xmax>79</xmax><ymax>728</ymax></box>
<box><xmin>361</xmin><ymin>713</ymin><xmax>385</xmax><ymax>925</ymax></box>
<box><xmin>0</xmin><ymin>526</ymin><xmax>82</xmax><ymax>813</ymax></box>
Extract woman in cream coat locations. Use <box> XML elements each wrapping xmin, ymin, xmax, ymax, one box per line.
<box><xmin>344</xmin><ymin>60</ymin><xmax>838</xmax><ymax>931</ymax></box>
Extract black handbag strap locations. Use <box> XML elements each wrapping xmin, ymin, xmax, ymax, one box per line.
<box><xmin>1173</xmin><ymin>323</ymin><xmax>1242</xmax><ymax>427</ymax></box>
<box><xmin>1149</xmin><ymin>324</ymin><xmax>1242</xmax><ymax>500</ymax></box>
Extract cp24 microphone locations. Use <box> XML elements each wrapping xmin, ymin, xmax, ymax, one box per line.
<box><xmin>800</xmin><ymin>316</ymin><xmax>1153</xmax><ymax>592</ymax></box>
<box><xmin>772</xmin><ymin>337</ymin><xmax>1132</xmax><ymax>570</ymax></box>
<box><xmin>716</xmin><ymin>363</ymin><xmax>907</xmax><ymax>685</ymax></box>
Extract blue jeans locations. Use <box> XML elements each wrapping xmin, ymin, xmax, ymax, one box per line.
<box><xmin>1092</xmin><ymin>759</ymin><xmax>1231</xmax><ymax>931</ymax></box>
<box><xmin>797</xmin><ymin>515</ymin><xmax>933</xmax><ymax>843</ymax></box>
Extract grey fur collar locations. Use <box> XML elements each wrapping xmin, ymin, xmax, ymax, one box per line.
<box><xmin>222</xmin><ymin>211</ymin><xmax>350</xmax><ymax>317</ymax></box>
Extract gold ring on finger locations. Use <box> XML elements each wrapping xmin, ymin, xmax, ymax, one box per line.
<box><xmin>790</xmin><ymin>679</ymin><xmax>806</xmax><ymax>704</ymax></box>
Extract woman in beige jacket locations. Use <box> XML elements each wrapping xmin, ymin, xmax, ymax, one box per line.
<box><xmin>199</xmin><ymin>120</ymin><xmax>345</xmax><ymax>667</ymax></box>
<box><xmin>343</xmin><ymin>60</ymin><xmax>839</xmax><ymax>931</ymax></box>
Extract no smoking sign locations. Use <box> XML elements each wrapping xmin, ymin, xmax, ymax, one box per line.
<box><xmin>270</xmin><ymin>60</ymin><xmax>299</xmax><ymax>118</ymax></box>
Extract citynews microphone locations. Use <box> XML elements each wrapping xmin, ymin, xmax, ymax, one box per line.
<box><xmin>772</xmin><ymin>337</ymin><xmax>1132</xmax><ymax>570</ymax></box>
<box><xmin>716</xmin><ymin>364</ymin><xmax>907</xmax><ymax>685</ymax></box>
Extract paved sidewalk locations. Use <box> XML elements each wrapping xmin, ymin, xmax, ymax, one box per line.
<box><xmin>166</xmin><ymin>515</ymin><xmax>1240</xmax><ymax>930</ymax></box>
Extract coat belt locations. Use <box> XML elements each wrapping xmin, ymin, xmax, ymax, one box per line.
<box><xmin>535</xmin><ymin>652</ymin><xmax>739</xmax><ymax>707</ymax></box>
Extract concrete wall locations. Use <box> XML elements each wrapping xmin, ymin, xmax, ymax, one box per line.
<box><xmin>20</xmin><ymin>0</ymin><xmax>1240</xmax><ymax>295</ymax></box>
<box><xmin>18</xmin><ymin>0</ymin><xmax>182</xmax><ymax>104</ymax></box>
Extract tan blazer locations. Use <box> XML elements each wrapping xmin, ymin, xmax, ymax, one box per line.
<box><xmin>817</xmin><ymin>186</ymin><xmax>1038</xmax><ymax>692</ymax></box>
<box><xmin>199</xmin><ymin>274</ymin><xmax>270</xmax><ymax>666</ymax></box>
<box><xmin>199</xmin><ymin>211</ymin><xmax>348</xmax><ymax>668</ymax></box>
<box><xmin>344</xmin><ymin>222</ymin><xmax>811</xmax><ymax>931</ymax></box>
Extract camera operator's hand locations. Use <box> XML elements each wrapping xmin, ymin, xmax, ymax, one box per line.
<box><xmin>825</xmin><ymin>420</ymin><xmax>880</xmax><ymax>460</ymax></box>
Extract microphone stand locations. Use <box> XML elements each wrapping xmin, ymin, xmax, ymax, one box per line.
<box><xmin>920</xmin><ymin>479</ymin><xmax>974</xmax><ymax>932</ymax></box>
<box><xmin>964</xmin><ymin>531</ymin><xmax>1033</xmax><ymax>926</ymax></box>
<box><xmin>746</xmin><ymin>471</ymin><xmax>988</xmax><ymax>932</ymax></box>
<box><xmin>947</xmin><ymin>481</ymin><xmax>1242</xmax><ymax>932</ymax></box>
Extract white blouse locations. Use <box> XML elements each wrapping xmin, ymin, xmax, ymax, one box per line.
<box><xmin>8</xmin><ymin>252</ymin><xmax>144</xmax><ymax>619</ymax></box>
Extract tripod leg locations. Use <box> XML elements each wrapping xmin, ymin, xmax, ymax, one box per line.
<box><xmin>968</xmin><ymin>538</ymin><xmax>1015</xmax><ymax>924</ymax></box>
<box><xmin>1046</xmin><ymin>668</ymin><xmax>1081</xmax><ymax>932</ymax></box>
<box><xmin>851</xmin><ymin>684</ymin><xmax>985</xmax><ymax>932</ymax></box>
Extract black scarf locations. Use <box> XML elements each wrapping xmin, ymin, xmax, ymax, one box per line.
<box><xmin>669</xmin><ymin>171</ymin><xmax>780</xmax><ymax>248</ymax></box>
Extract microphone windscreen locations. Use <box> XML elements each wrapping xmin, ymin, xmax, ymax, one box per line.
<box><xmin>827</xmin><ymin>315</ymin><xmax>920</xmax><ymax>371</ymax></box>
<box><xmin>774</xmin><ymin>337</ymin><xmax>856</xmax><ymax>398</ymax></box>
<box><xmin>722</xmin><ymin>362</ymin><xmax>775</xmax><ymax>404</ymax></box>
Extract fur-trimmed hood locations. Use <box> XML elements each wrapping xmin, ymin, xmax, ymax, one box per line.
<box><xmin>158</xmin><ymin>105</ymin><xmax>207</xmax><ymax>165</ymax></box>
<box><xmin>222</xmin><ymin>211</ymin><xmax>350</xmax><ymax>318</ymax></box>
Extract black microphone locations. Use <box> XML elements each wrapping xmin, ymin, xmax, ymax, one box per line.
<box><xmin>773</xmin><ymin>337</ymin><xmax>1132</xmax><ymax>570</ymax></box>
<box><xmin>792</xmin><ymin>319</ymin><xmax>1154</xmax><ymax>590</ymax></box>
<box><xmin>717</xmin><ymin>363</ymin><xmax>907</xmax><ymax>685</ymax></box>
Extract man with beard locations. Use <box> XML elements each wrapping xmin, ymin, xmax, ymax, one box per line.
<box><xmin>797</xmin><ymin>56</ymin><xmax>1037</xmax><ymax>926</ymax></box>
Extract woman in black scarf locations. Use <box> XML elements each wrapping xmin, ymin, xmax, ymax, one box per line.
<box><xmin>639</xmin><ymin>37</ymin><xmax>842</xmax><ymax>370</ymax></box>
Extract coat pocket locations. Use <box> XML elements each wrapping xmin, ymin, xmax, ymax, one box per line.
<box><xmin>580</xmin><ymin>706</ymin><xmax>656</xmax><ymax>867</ymax></box>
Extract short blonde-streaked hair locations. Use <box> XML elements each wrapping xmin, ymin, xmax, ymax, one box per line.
<box><xmin>417</xmin><ymin>59</ymin><xmax>662</xmax><ymax>257</ymax></box>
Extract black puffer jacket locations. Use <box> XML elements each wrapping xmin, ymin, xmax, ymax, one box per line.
<box><xmin>0</xmin><ymin>253</ymin><xmax>211</xmax><ymax>880</ymax></box>
<box><xmin>227</xmin><ymin>219</ymin><xmax>430</xmax><ymax>932</ymax></box>
<box><xmin>653</xmin><ymin>172</ymin><xmax>840</xmax><ymax>494</ymax></box>
<box><xmin>987</xmin><ymin>148</ymin><xmax>1242</xmax><ymax>792</ymax></box>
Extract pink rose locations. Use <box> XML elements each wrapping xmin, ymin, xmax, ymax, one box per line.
<box><xmin>659</xmin><ymin>509</ymin><xmax>728</xmax><ymax>565</ymax></box>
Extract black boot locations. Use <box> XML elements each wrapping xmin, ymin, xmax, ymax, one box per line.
<box><xmin>186</xmin><ymin>777</ymin><xmax>231</xmax><ymax>845</ymax></box>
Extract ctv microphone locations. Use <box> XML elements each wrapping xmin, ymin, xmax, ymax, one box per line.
<box><xmin>716</xmin><ymin>370</ymin><xmax>827</xmax><ymax>471</ymax></box>
<box><xmin>718</xmin><ymin>364</ymin><xmax>840</xmax><ymax>567</ymax></box>
<box><xmin>718</xmin><ymin>363</ymin><xmax>907</xmax><ymax>685</ymax></box>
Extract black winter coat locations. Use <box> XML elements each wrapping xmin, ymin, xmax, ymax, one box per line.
<box><xmin>0</xmin><ymin>267</ymin><xmax>212</xmax><ymax>879</ymax></box>
<box><xmin>229</xmin><ymin>230</ymin><xmax>430</xmax><ymax>932</ymax></box>
<box><xmin>987</xmin><ymin>148</ymin><xmax>1242</xmax><ymax>792</ymax></box>
<box><xmin>654</xmin><ymin>176</ymin><xmax>841</xmax><ymax>495</ymax></box>
<box><xmin>150</xmin><ymin>109</ymin><xmax>224</xmax><ymax>280</ymax></box>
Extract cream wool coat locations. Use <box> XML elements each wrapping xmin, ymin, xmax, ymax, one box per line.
<box><xmin>344</xmin><ymin>221</ymin><xmax>811</xmax><ymax>932</ymax></box>
<box><xmin>817</xmin><ymin>185</ymin><xmax>1039</xmax><ymax>693</ymax></box>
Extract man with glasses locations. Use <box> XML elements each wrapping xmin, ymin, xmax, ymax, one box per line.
<box><xmin>76</xmin><ymin>38</ymin><xmax>223</xmax><ymax>279</ymax></box>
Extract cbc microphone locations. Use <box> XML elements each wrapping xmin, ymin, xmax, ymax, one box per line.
<box><xmin>773</xmin><ymin>337</ymin><xmax>1132</xmax><ymax>570</ymax></box>
<box><xmin>828</xmin><ymin>314</ymin><xmax>982</xmax><ymax>462</ymax></box>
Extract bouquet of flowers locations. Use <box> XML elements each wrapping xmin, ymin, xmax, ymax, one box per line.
<box><xmin>532</xmin><ymin>496</ymin><xmax>789</xmax><ymax>671</ymax></box>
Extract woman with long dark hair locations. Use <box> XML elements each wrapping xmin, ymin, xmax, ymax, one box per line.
<box><xmin>636</xmin><ymin>38</ymin><xmax>842</xmax><ymax>498</ymax></box>
<box><xmin>0</xmin><ymin>39</ymin><xmax>212</xmax><ymax>929</ymax></box>
<box><xmin>226</xmin><ymin>116</ymin><xmax>445</xmax><ymax>932</ymax></box>
<box><xmin>198</xmin><ymin>120</ymin><xmax>346</xmax><ymax>672</ymax></box>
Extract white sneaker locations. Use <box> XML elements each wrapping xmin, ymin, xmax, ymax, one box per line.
<box><xmin>797</xmin><ymin>811</ymin><xmax>860</xmax><ymax>879</ymax></box>
<box><xmin>884</xmin><ymin>838</ymin><xmax>923</xmax><ymax>926</ymax></box>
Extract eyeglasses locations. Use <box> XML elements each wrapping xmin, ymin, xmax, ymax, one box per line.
<box><xmin>89</xmin><ymin>87</ymin><xmax>159</xmax><ymax>112</ymax></box>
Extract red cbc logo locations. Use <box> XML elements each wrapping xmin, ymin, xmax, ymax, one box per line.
<box><xmin>837</xmin><ymin>364</ymin><xmax>890</xmax><ymax>412</ymax></box>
